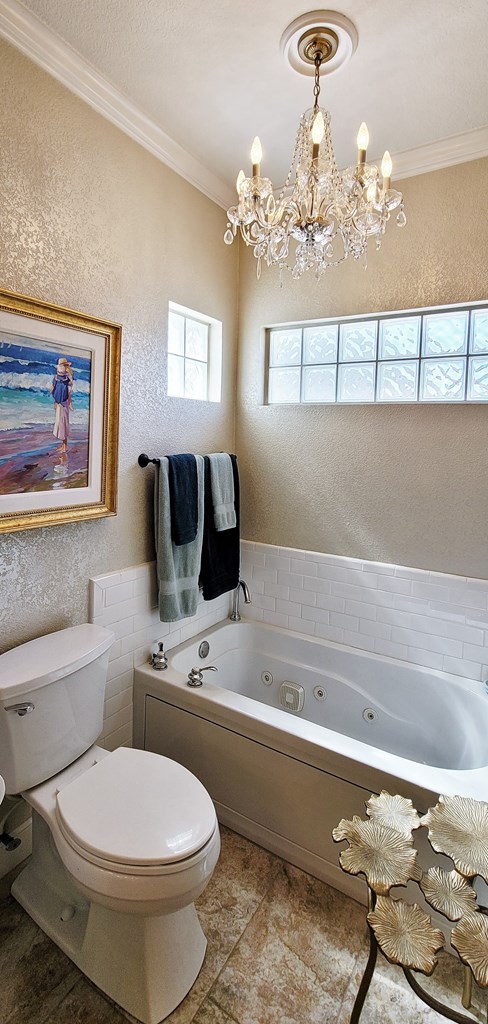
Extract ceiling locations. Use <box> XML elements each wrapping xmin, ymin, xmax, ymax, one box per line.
<box><xmin>1</xmin><ymin>0</ymin><xmax>488</xmax><ymax>208</ymax></box>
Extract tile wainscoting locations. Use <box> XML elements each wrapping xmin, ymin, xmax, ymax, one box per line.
<box><xmin>89</xmin><ymin>562</ymin><xmax>230</xmax><ymax>750</ymax></box>
<box><xmin>89</xmin><ymin>543</ymin><xmax>488</xmax><ymax>753</ymax></box>
<box><xmin>240</xmin><ymin>540</ymin><xmax>488</xmax><ymax>682</ymax></box>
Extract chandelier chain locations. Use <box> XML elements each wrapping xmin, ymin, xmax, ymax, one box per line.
<box><xmin>313</xmin><ymin>53</ymin><xmax>322</xmax><ymax>111</ymax></box>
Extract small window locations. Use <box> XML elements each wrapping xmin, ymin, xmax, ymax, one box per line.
<box><xmin>168</xmin><ymin>302</ymin><xmax>222</xmax><ymax>402</ymax></box>
<box><xmin>266</xmin><ymin>301</ymin><xmax>488</xmax><ymax>405</ymax></box>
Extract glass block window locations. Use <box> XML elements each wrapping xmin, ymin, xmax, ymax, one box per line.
<box><xmin>168</xmin><ymin>302</ymin><xmax>222</xmax><ymax>402</ymax></box>
<box><xmin>266</xmin><ymin>302</ymin><xmax>488</xmax><ymax>404</ymax></box>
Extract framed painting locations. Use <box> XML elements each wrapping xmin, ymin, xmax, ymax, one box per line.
<box><xmin>0</xmin><ymin>289</ymin><xmax>121</xmax><ymax>533</ymax></box>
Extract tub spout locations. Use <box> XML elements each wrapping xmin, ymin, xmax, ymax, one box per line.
<box><xmin>230</xmin><ymin>579</ymin><xmax>251</xmax><ymax>622</ymax></box>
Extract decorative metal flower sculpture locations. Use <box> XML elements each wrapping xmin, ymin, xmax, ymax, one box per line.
<box><xmin>419</xmin><ymin>867</ymin><xmax>479</xmax><ymax>921</ymax></box>
<box><xmin>368</xmin><ymin>896</ymin><xmax>444</xmax><ymax>974</ymax></box>
<box><xmin>332</xmin><ymin>815</ymin><xmax>420</xmax><ymax>895</ymax></box>
<box><xmin>451</xmin><ymin>914</ymin><xmax>488</xmax><ymax>988</ymax></box>
<box><xmin>421</xmin><ymin>795</ymin><xmax>488</xmax><ymax>882</ymax></box>
<box><xmin>366</xmin><ymin>790</ymin><xmax>421</xmax><ymax>836</ymax></box>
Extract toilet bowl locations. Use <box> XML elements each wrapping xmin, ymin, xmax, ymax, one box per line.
<box><xmin>0</xmin><ymin>625</ymin><xmax>221</xmax><ymax>1024</ymax></box>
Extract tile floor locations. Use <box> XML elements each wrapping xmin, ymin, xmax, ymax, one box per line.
<box><xmin>1</xmin><ymin>826</ymin><xmax>486</xmax><ymax>1024</ymax></box>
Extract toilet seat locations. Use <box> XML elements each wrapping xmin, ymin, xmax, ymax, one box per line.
<box><xmin>55</xmin><ymin>747</ymin><xmax>217</xmax><ymax>871</ymax></box>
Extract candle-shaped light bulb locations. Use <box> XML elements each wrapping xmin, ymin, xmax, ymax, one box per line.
<box><xmin>236</xmin><ymin>169</ymin><xmax>245</xmax><ymax>194</ymax></box>
<box><xmin>366</xmin><ymin>182</ymin><xmax>376</xmax><ymax>203</ymax></box>
<box><xmin>381</xmin><ymin>150</ymin><xmax>392</xmax><ymax>191</ymax></box>
<box><xmin>357</xmin><ymin>121</ymin><xmax>369</xmax><ymax>165</ymax></box>
<box><xmin>311</xmin><ymin>111</ymin><xmax>325</xmax><ymax>162</ymax></box>
<box><xmin>251</xmin><ymin>136</ymin><xmax>262</xmax><ymax>177</ymax></box>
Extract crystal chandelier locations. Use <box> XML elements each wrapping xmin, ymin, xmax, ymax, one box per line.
<box><xmin>224</xmin><ymin>17</ymin><xmax>406</xmax><ymax>280</ymax></box>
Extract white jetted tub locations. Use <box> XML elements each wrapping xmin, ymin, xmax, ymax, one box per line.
<box><xmin>133</xmin><ymin>620</ymin><xmax>488</xmax><ymax>906</ymax></box>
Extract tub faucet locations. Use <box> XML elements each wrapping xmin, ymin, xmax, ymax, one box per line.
<box><xmin>230</xmin><ymin>579</ymin><xmax>251</xmax><ymax>622</ymax></box>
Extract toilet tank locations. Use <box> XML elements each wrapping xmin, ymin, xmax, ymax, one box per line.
<box><xmin>0</xmin><ymin>624</ymin><xmax>114</xmax><ymax>795</ymax></box>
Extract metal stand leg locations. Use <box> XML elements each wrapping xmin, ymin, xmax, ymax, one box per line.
<box><xmin>350</xmin><ymin>930</ymin><xmax>377</xmax><ymax>1024</ymax></box>
<box><xmin>462</xmin><ymin>965</ymin><xmax>472</xmax><ymax>1010</ymax></box>
<box><xmin>403</xmin><ymin>967</ymin><xmax>479</xmax><ymax>1024</ymax></box>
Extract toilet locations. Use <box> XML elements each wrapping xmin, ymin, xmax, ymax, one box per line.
<box><xmin>0</xmin><ymin>624</ymin><xmax>220</xmax><ymax>1024</ymax></box>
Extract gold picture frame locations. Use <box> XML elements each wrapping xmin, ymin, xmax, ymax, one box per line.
<box><xmin>0</xmin><ymin>289</ymin><xmax>121</xmax><ymax>533</ymax></box>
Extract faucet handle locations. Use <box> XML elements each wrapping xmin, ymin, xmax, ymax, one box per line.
<box><xmin>187</xmin><ymin>665</ymin><xmax>218</xmax><ymax>687</ymax></box>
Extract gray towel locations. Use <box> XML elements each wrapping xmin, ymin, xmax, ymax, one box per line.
<box><xmin>208</xmin><ymin>453</ymin><xmax>236</xmax><ymax>531</ymax></box>
<box><xmin>154</xmin><ymin>456</ymin><xmax>204</xmax><ymax>621</ymax></box>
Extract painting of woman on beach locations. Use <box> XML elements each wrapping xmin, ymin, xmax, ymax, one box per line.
<box><xmin>0</xmin><ymin>289</ymin><xmax>120</xmax><ymax>534</ymax></box>
<box><xmin>0</xmin><ymin>335</ymin><xmax>91</xmax><ymax>495</ymax></box>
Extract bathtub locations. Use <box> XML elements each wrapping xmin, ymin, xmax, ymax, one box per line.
<box><xmin>133</xmin><ymin>620</ymin><xmax>488</xmax><ymax>908</ymax></box>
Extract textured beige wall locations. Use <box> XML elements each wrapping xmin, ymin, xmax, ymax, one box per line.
<box><xmin>0</xmin><ymin>40</ymin><xmax>238</xmax><ymax>653</ymax></box>
<box><xmin>236</xmin><ymin>158</ymin><xmax>488</xmax><ymax>577</ymax></box>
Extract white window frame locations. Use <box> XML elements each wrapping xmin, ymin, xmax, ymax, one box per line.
<box><xmin>168</xmin><ymin>301</ymin><xmax>222</xmax><ymax>402</ymax></box>
<box><xmin>265</xmin><ymin>300</ymin><xmax>488</xmax><ymax>405</ymax></box>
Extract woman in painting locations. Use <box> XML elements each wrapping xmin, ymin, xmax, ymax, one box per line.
<box><xmin>50</xmin><ymin>357</ymin><xmax>73</xmax><ymax>453</ymax></box>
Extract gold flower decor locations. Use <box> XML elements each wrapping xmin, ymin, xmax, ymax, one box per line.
<box><xmin>421</xmin><ymin>794</ymin><xmax>488</xmax><ymax>882</ymax></box>
<box><xmin>332</xmin><ymin>815</ymin><xmax>421</xmax><ymax>895</ymax></box>
<box><xmin>367</xmin><ymin>896</ymin><xmax>445</xmax><ymax>974</ymax></box>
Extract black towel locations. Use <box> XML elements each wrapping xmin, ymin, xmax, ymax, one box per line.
<box><xmin>167</xmin><ymin>454</ymin><xmax>198</xmax><ymax>546</ymax></box>
<box><xmin>200</xmin><ymin>454</ymin><xmax>240</xmax><ymax>600</ymax></box>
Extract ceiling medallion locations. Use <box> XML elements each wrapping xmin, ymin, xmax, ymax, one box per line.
<box><xmin>224</xmin><ymin>10</ymin><xmax>406</xmax><ymax>280</ymax></box>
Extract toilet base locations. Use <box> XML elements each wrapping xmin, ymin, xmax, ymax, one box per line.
<box><xmin>12</xmin><ymin>814</ymin><xmax>207</xmax><ymax>1024</ymax></box>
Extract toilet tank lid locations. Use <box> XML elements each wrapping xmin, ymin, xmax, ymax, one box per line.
<box><xmin>0</xmin><ymin>625</ymin><xmax>114</xmax><ymax>700</ymax></box>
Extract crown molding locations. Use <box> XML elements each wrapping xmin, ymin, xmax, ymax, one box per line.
<box><xmin>0</xmin><ymin>0</ymin><xmax>487</xmax><ymax>204</ymax></box>
<box><xmin>0</xmin><ymin>0</ymin><xmax>235</xmax><ymax>210</ymax></box>
<box><xmin>389</xmin><ymin>126</ymin><xmax>488</xmax><ymax>181</ymax></box>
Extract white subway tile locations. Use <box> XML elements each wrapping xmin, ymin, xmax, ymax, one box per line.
<box><xmin>317</xmin><ymin>564</ymin><xmax>348</xmax><ymax>582</ymax></box>
<box><xmin>303</xmin><ymin>577</ymin><xmax>331</xmax><ymax>595</ymax></box>
<box><xmin>92</xmin><ymin>571</ymin><xmax>122</xmax><ymax>589</ymax></box>
<box><xmin>253</xmin><ymin>567</ymin><xmax>278</xmax><ymax>584</ymax></box>
<box><xmin>290</xmin><ymin>588</ymin><xmax>316</xmax><ymax>607</ymax></box>
<box><xmin>391</xmin><ymin>627</ymin><xmax>462</xmax><ymax>657</ymax></box>
<box><xmin>331</xmin><ymin>583</ymin><xmax>395</xmax><ymax>607</ymax></box>
<box><xmin>276</xmin><ymin>598</ymin><xmax>302</xmax><ymax>617</ymax></box>
<box><xmin>241</xmin><ymin>605</ymin><xmax>264</xmax><ymax>623</ymax></box>
<box><xmin>102</xmin><ymin>723</ymin><xmax>133</xmax><ymax>751</ymax></box>
<box><xmin>106</xmin><ymin>652</ymin><xmax>134</xmax><ymax>681</ymax></box>
<box><xmin>246</xmin><ymin>550</ymin><xmax>266</xmax><ymax>567</ymax></box>
<box><xmin>330</xmin><ymin>612</ymin><xmax>359</xmax><ymax>632</ymax></box>
<box><xmin>466</xmin><ymin>608</ymin><xmax>488</xmax><ymax>627</ymax></box>
<box><xmin>316</xmin><ymin>593</ymin><xmax>346</xmax><ymax>613</ymax></box>
<box><xmin>133</xmin><ymin>608</ymin><xmax>161</xmax><ymax>632</ymax></box>
<box><xmin>104</xmin><ymin>669</ymin><xmax>134</xmax><ymax>701</ymax></box>
<box><xmin>133</xmin><ymin>645</ymin><xmax>152</xmax><ymax>668</ymax></box>
<box><xmin>262</xmin><ymin>610</ymin><xmax>289</xmax><ymax>628</ymax></box>
<box><xmin>393</xmin><ymin>595</ymin><xmax>429</xmax><ymax>615</ymax></box>
<box><xmin>314</xmin><ymin>623</ymin><xmax>344</xmax><ymax>644</ymax></box>
<box><xmin>265</xmin><ymin>554</ymin><xmax>291</xmax><ymax>571</ymax></box>
<box><xmin>345</xmin><ymin>600</ymin><xmax>377</xmax><ymax>621</ymax></box>
<box><xmin>365</xmin><ymin>561</ymin><xmax>395</xmax><ymax>576</ymax></box>
<box><xmin>253</xmin><ymin>593</ymin><xmax>276</xmax><ymax>611</ymax></box>
<box><xmin>302</xmin><ymin>606</ymin><xmax>330</xmax><ymax>625</ymax></box>
<box><xmin>101</xmin><ymin>703</ymin><xmax>132</xmax><ymax>737</ymax></box>
<box><xmin>288</xmin><ymin>616</ymin><xmax>315</xmax><ymax>636</ymax></box>
<box><xmin>394</xmin><ymin>566</ymin><xmax>431</xmax><ymax>580</ymax></box>
<box><xmin>462</xmin><ymin>641</ymin><xmax>488</xmax><ymax>665</ymax></box>
<box><xmin>406</xmin><ymin>648</ymin><xmax>444</xmax><ymax>671</ymax></box>
<box><xmin>264</xmin><ymin>582</ymin><xmax>290</xmax><ymax>600</ymax></box>
<box><xmin>99</xmin><ymin>615</ymin><xmax>135</xmax><ymax>640</ymax></box>
<box><xmin>89</xmin><ymin>581</ymin><xmax>104</xmax><ymax>619</ymax></box>
<box><xmin>121</xmin><ymin>625</ymin><xmax>152</xmax><ymax>654</ymax></box>
<box><xmin>96</xmin><ymin>595</ymin><xmax>147</xmax><ymax>627</ymax></box>
<box><xmin>345</xmin><ymin>569</ymin><xmax>378</xmax><ymax>588</ymax></box>
<box><xmin>442</xmin><ymin>657</ymin><xmax>482</xmax><ymax>681</ymax></box>
<box><xmin>342</xmin><ymin>631</ymin><xmax>375</xmax><ymax>652</ymax></box>
<box><xmin>104</xmin><ymin>687</ymin><xmax>132</xmax><ymax>720</ymax></box>
<box><xmin>377</xmin><ymin>607</ymin><xmax>407</xmax><ymax>628</ymax></box>
<box><xmin>360</xmin><ymin>619</ymin><xmax>391</xmax><ymax>640</ymax></box>
<box><xmin>164</xmin><ymin>629</ymin><xmax>181</xmax><ymax>649</ymax></box>
<box><xmin>249</xmin><ymin>579</ymin><xmax>265</xmax><ymax>595</ymax></box>
<box><xmin>374</xmin><ymin>638</ymin><xmax>409</xmax><ymax>660</ymax></box>
<box><xmin>277</xmin><ymin>571</ymin><xmax>304</xmax><ymax>588</ymax></box>
<box><xmin>104</xmin><ymin>581</ymin><xmax>135</xmax><ymax>606</ymax></box>
<box><xmin>291</xmin><ymin>559</ymin><xmax>317</xmax><ymax>576</ymax></box>
<box><xmin>411</xmin><ymin>581</ymin><xmax>451</xmax><ymax>601</ymax></box>
<box><xmin>377</xmin><ymin>576</ymin><xmax>412</xmax><ymax>595</ymax></box>
<box><xmin>107</xmin><ymin>639</ymin><xmax>122</xmax><ymax>661</ymax></box>
<box><xmin>430</xmin><ymin>570</ymin><xmax>467</xmax><ymax>585</ymax></box>
<box><xmin>426</xmin><ymin>601</ymin><xmax>466</xmax><ymax>623</ymax></box>
<box><xmin>448</xmin><ymin>587</ymin><xmax>487</xmax><ymax>610</ymax></box>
